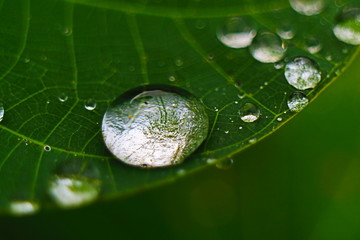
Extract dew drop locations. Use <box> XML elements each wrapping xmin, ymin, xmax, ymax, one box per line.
<box><xmin>85</xmin><ymin>98</ymin><xmax>97</xmax><ymax>111</ymax></box>
<box><xmin>44</xmin><ymin>145</ymin><xmax>51</xmax><ymax>152</ymax></box>
<box><xmin>177</xmin><ymin>169</ymin><xmax>186</xmax><ymax>176</ymax></box>
<box><xmin>217</xmin><ymin>17</ymin><xmax>257</xmax><ymax>48</ymax></box>
<box><xmin>276</xmin><ymin>23</ymin><xmax>296</xmax><ymax>40</ymax></box>
<box><xmin>9</xmin><ymin>201</ymin><xmax>39</xmax><ymax>216</ymax></box>
<box><xmin>249</xmin><ymin>138</ymin><xmax>257</xmax><ymax>144</ymax></box>
<box><xmin>249</xmin><ymin>32</ymin><xmax>286</xmax><ymax>63</ymax></box>
<box><xmin>62</xmin><ymin>27</ymin><xmax>73</xmax><ymax>36</ymax></box>
<box><xmin>287</xmin><ymin>92</ymin><xmax>309</xmax><ymax>112</ymax></box>
<box><xmin>277</xmin><ymin>117</ymin><xmax>283</xmax><ymax>122</ymax></box>
<box><xmin>333</xmin><ymin>7</ymin><xmax>360</xmax><ymax>45</ymax></box>
<box><xmin>239</xmin><ymin>103</ymin><xmax>260</xmax><ymax>123</ymax></box>
<box><xmin>58</xmin><ymin>93</ymin><xmax>68</xmax><ymax>103</ymax></box>
<box><xmin>216</xmin><ymin>158</ymin><xmax>234</xmax><ymax>170</ymax></box>
<box><xmin>0</xmin><ymin>102</ymin><xmax>4</xmax><ymax>122</ymax></box>
<box><xmin>284</xmin><ymin>57</ymin><xmax>321</xmax><ymax>90</ymax></box>
<box><xmin>174</xmin><ymin>58</ymin><xmax>184</xmax><ymax>67</ymax></box>
<box><xmin>49</xmin><ymin>175</ymin><xmax>100</xmax><ymax>208</ymax></box>
<box><xmin>274</xmin><ymin>61</ymin><xmax>285</xmax><ymax>69</ymax></box>
<box><xmin>102</xmin><ymin>86</ymin><xmax>209</xmax><ymax>168</ymax></box>
<box><xmin>306</xmin><ymin>37</ymin><xmax>322</xmax><ymax>54</ymax></box>
<box><xmin>206</xmin><ymin>158</ymin><xmax>217</xmax><ymax>165</ymax></box>
<box><xmin>289</xmin><ymin>0</ymin><xmax>325</xmax><ymax>16</ymax></box>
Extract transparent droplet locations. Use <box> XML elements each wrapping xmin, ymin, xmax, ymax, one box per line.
<box><xmin>287</xmin><ymin>92</ymin><xmax>309</xmax><ymax>112</ymax></box>
<box><xmin>216</xmin><ymin>158</ymin><xmax>234</xmax><ymax>170</ymax></box>
<box><xmin>306</xmin><ymin>37</ymin><xmax>322</xmax><ymax>54</ymax></box>
<box><xmin>239</xmin><ymin>103</ymin><xmax>260</xmax><ymax>123</ymax></box>
<box><xmin>9</xmin><ymin>201</ymin><xmax>39</xmax><ymax>216</ymax></box>
<box><xmin>62</xmin><ymin>27</ymin><xmax>73</xmax><ymax>36</ymax></box>
<box><xmin>274</xmin><ymin>61</ymin><xmax>285</xmax><ymax>69</ymax></box>
<box><xmin>277</xmin><ymin>117</ymin><xmax>283</xmax><ymax>122</ymax></box>
<box><xmin>0</xmin><ymin>102</ymin><xmax>4</xmax><ymax>122</ymax></box>
<box><xmin>49</xmin><ymin>175</ymin><xmax>100</xmax><ymax>208</ymax></box>
<box><xmin>174</xmin><ymin>58</ymin><xmax>184</xmax><ymax>67</ymax></box>
<box><xmin>44</xmin><ymin>145</ymin><xmax>51</xmax><ymax>152</ymax></box>
<box><xmin>249</xmin><ymin>32</ymin><xmax>286</xmax><ymax>63</ymax></box>
<box><xmin>289</xmin><ymin>0</ymin><xmax>325</xmax><ymax>16</ymax></box>
<box><xmin>217</xmin><ymin>17</ymin><xmax>257</xmax><ymax>48</ymax></box>
<box><xmin>102</xmin><ymin>86</ymin><xmax>209</xmax><ymax>168</ymax></box>
<box><xmin>333</xmin><ymin>7</ymin><xmax>360</xmax><ymax>45</ymax></box>
<box><xmin>284</xmin><ymin>57</ymin><xmax>321</xmax><ymax>90</ymax></box>
<box><xmin>58</xmin><ymin>93</ymin><xmax>68</xmax><ymax>103</ymax></box>
<box><xmin>276</xmin><ymin>23</ymin><xmax>296</xmax><ymax>40</ymax></box>
<box><xmin>85</xmin><ymin>99</ymin><xmax>96</xmax><ymax>111</ymax></box>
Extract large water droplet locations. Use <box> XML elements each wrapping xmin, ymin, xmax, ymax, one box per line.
<box><xmin>85</xmin><ymin>98</ymin><xmax>97</xmax><ymax>111</ymax></box>
<box><xmin>102</xmin><ymin>86</ymin><xmax>209</xmax><ymax>168</ymax></box>
<box><xmin>284</xmin><ymin>57</ymin><xmax>321</xmax><ymax>90</ymax></box>
<box><xmin>49</xmin><ymin>175</ymin><xmax>100</xmax><ymax>208</ymax></box>
<box><xmin>9</xmin><ymin>201</ymin><xmax>39</xmax><ymax>216</ymax></box>
<box><xmin>333</xmin><ymin>7</ymin><xmax>360</xmax><ymax>45</ymax></box>
<box><xmin>289</xmin><ymin>0</ymin><xmax>325</xmax><ymax>16</ymax></box>
<box><xmin>239</xmin><ymin>103</ymin><xmax>260</xmax><ymax>123</ymax></box>
<box><xmin>0</xmin><ymin>102</ymin><xmax>4</xmax><ymax>122</ymax></box>
<box><xmin>217</xmin><ymin>17</ymin><xmax>257</xmax><ymax>48</ymax></box>
<box><xmin>287</xmin><ymin>92</ymin><xmax>309</xmax><ymax>112</ymax></box>
<box><xmin>249</xmin><ymin>32</ymin><xmax>286</xmax><ymax>63</ymax></box>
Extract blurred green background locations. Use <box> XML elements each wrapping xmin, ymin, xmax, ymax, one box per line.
<box><xmin>1</xmin><ymin>53</ymin><xmax>360</xmax><ymax>239</ymax></box>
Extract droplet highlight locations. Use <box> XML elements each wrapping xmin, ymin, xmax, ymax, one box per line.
<box><xmin>102</xmin><ymin>86</ymin><xmax>209</xmax><ymax>168</ymax></box>
<box><xmin>217</xmin><ymin>17</ymin><xmax>257</xmax><ymax>48</ymax></box>
<box><xmin>287</xmin><ymin>92</ymin><xmax>309</xmax><ymax>112</ymax></box>
<box><xmin>333</xmin><ymin>7</ymin><xmax>360</xmax><ymax>45</ymax></box>
<box><xmin>239</xmin><ymin>103</ymin><xmax>260</xmax><ymax>123</ymax></box>
<box><xmin>284</xmin><ymin>57</ymin><xmax>321</xmax><ymax>90</ymax></box>
<box><xmin>249</xmin><ymin>32</ymin><xmax>286</xmax><ymax>63</ymax></box>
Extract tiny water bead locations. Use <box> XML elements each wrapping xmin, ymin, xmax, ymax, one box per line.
<box><xmin>58</xmin><ymin>93</ymin><xmax>68</xmax><ymax>102</ymax></box>
<box><xmin>287</xmin><ymin>92</ymin><xmax>309</xmax><ymax>112</ymax></box>
<box><xmin>249</xmin><ymin>32</ymin><xmax>286</xmax><ymax>63</ymax></box>
<box><xmin>0</xmin><ymin>102</ymin><xmax>4</xmax><ymax>122</ymax></box>
<box><xmin>289</xmin><ymin>0</ymin><xmax>325</xmax><ymax>16</ymax></box>
<box><xmin>102</xmin><ymin>85</ymin><xmax>209</xmax><ymax>168</ymax></box>
<box><xmin>333</xmin><ymin>7</ymin><xmax>360</xmax><ymax>45</ymax></box>
<box><xmin>276</xmin><ymin>23</ymin><xmax>296</xmax><ymax>40</ymax></box>
<box><xmin>216</xmin><ymin>158</ymin><xmax>234</xmax><ymax>170</ymax></box>
<box><xmin>9</xmin><ymin>201</ymin><xmax>39</xmax><ymax>216</ymax></box>
<box><xmin>49</xmin><ymin>175</ymin><xmax>100</xmax><ymax>208</ymax></box>
<box><xmin>284</xmin><ymin>57</ymin><xmax>321</xmax><ymax>90</ymax></box>
<box><xmin>85</xmin><ymin>98</ymin><xmax>97</xmax><ymax>111</ymax></box>
<box><xmin>239</xmin><ymin>103</ymin><xmax>260</xmax><ymax>123</ymax></box>
<box><xmin>217</xmin><ymin>17</ymin><xmax>257</xmax><ymax>48</ymax></box>
<box><xmin>306</xmin><ymin>37</ymin><xmax>322</xmax><ymax>54</ymax></box>
<box><xmin>44</xmin><ymin>145</ymin><xmax>51</xmax><ymax>152</ymax></box>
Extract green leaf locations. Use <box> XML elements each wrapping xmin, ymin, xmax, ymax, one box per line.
<box><xmin>0</xmin><ymin>0</ymin><xmax>359</xmax><ymax>214</ymax></box>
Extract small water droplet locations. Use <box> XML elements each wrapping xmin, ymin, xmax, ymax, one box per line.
<box><xmin>206</xmin><ymin>158</ymin><xmax>217</xmax><ymax>164</ymax></box>
<box><xmin>214</xmin><ymin>107</ymin><xmax>219</xmax><ymax>112</ymax></box>
<box><xmin>249</xmin><ymin>32</ymin><xmax>286</xmax><ymax>63</ymax></box>
<box><xmin>289</xmin><ymin>0</ymin><xmax>325</xmax><ymax>16</ymax></box>
<box><xmin>333</xmin><ymin>7</ymin><xmax>360</xmax><ymax>45</ymax></box>
<box><xmin>239</xmin><ymin>126</ymin><xmax>243</xmax><ymax>130</ymax></box>
<box><xmin>249</xmin><ymin>138</ymin><xmax>257</xmax><ymax>144</ymax></box>
<box><xmin>9</xmin><ymin>201</ymin><xmax>39</xmax><ymax>216</ymax></box>
<box><xmin>102</xmin><ymin>86</ymin><xmax>209</xmax><ymax>168</ymax></box>
<box><xmin>44</xmin><ymin>145</ymin><xmax>51</xmax><ymax>152</ymax></box>
<box><xmin>177</xmin><ymin>169</ymin><xmax>186</xmax><ymax>176</ymax></box>
<box><xmin>58</xmin><ymin>93</ymin><xmax>68</xmax><ymax>103</ymax></box>
<box><xmin>49</xmin><ymin>175</ymin><xmax>100</xmax><ymax>208</ymax></box>
<box><xmin>224</xmin><ymin>130</ymin><xmax>229</xmax><ymax>134</ymax></box>
<box><xmin>85</xmin><ymin>99</ymin><xmax>96</xmax><ymax>111</ymax></box>
<box><xmin>195</xmin><ymin>20</ymin><xmax>206</xmax><ymax>30</ymax></box>
<box><xmin>342</xmin><ymin>48</ymin><xmax>349</xmax><ymax>54</ymax></box>
<box><xmin>326</xmin><ymin>55</ymin><xmax>333</xmax><ymax>61</ymax></box>
<box><xmin>239</xmin><ymin>103</ymin><xmax>260</xmax><ymax>123</ymax></box>
<box><xmin>207</xmin><ymin>54</ymin><xmax>215</xmax><ymax>61</ymax></box>
<box><xmin>174</xmin><ymin>58</ymin><xmax>184</xmax><ymax>67</ymax></box>
<box><xmin>234</xmin><ymin>101</ymin><xmax>239</xmax><ymax>104</ymax></box>
<box><xmin>284</xmin><ymin>57</ymin><xmax>321</xmax><ymax>90</ymax></box>
<box><xmin>216</xmin><ymin>158</ymin><xmax>234</xmax><ymax>170</ymax></box>
<box><xmin>306</xmin><ymin>37</ymin><xmax>322</xmax><ymax>54</ymax></box>
<box><xmin>24</xmin><ymin>57</ymin><xmax>30</xmax><ymax>63</ymax></box>
<box><xmin>0</xmin><ymin>103</ymin><xmax>4</xmax><ymax>122</ymax></box>
<box><xmin>287</xmin><ymin>92</ymin><xmax>309</xmax><ymax>112</ymax></box>
<box><xmin>62</xmin><ymin>27</ymin><xmax>73</xmax><ymax>36</ymax></box>
<box><xmin>168</xmin><ymin>75</ymin><xmax>176</xmax><ymax>82</ymax></box>
<box><xmin>217</xmin><ymin>17</ymin><xmax>257</xmax><ymax>48</ymax></box>
<box><xmin>277</xmin><ymin>117</ymin><xmax>283</xmax><ymax>122</ymax></box>
<box><xmin>276</xmin><ymin>23</ymin><xmax>296</xmax><ymax>40</ymax></box>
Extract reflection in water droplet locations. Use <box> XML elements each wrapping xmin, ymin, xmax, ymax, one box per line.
<box><xmin>287</xmin><ymin>92</ymin><xmax>309</xmax><ymax>112</ymax></box>
<box><xmin>102</xmin><ymin>86</ymin><xmax>209</xmax><ymax>168</ymax></box>
<box><xmin>58</xmin><ymin>93</ymin><xmax>68</xmax><ymax>103</ymax></box>
<box><xmin>0</xmin><ymin>103</ymin><xmax>4</xmax><ymax>122</ymax></box>
<box><xmin>333</xmin><ymin>7</ymin><xmax>360</xmax><ymax>45</ymax></box>
<box><xmin>289</xmin><ymin>0</ymin><xmax>325</xmax><ymax>16</ymax></box>
<box><xmin>239</xmin><ymin>103</ymin><xmax>260</xmax><ymax>123</ymax></box>
<box><xmin>276</xmin><ymin>23</ymin><xmax>296</xmax><ymax>40</ymax></box>
<box><xmin>306</xmin><ymin>37</ymin><xmax>322</xmax><ymax>54</ymax></box>
<box><xmin>49</xmin><ymin>175</ymin><xmax>100</xmax><ymax>208</ymax></box>
<box><xmin>85</xmin><ymin>99</ymin><xmax>97</xmax><ymax>111</ymax></box>
<box><xmin>9</xmin><ymin>201</ymin><xmax>39</xmax><ymax>216</ymax></box>
<box><xmin>249</xmin><ymin>32</ymin><xmax>286</xmax><ymax>63</ymax></box>
<box><xmin>284</xmin><ymin>57</ymin><xmax>321</xmax><ymax>90</ymax></box>
<box><xmin>217</xmin><ymin>17</ymin><xmax>257</xmax><ymax>48</ymax></box>
<box><xmin>216</xmin><ymin>158</ymin><xmax>234</xmax><ymax>170</ymax></box>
